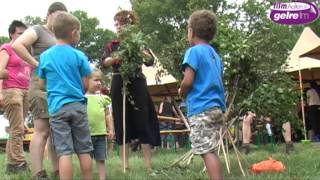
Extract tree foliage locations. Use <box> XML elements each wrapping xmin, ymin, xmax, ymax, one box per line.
<box><xmin>0</xmin><ymin>36</ymin><xmax>9</xmax><ymax>45</ymax></box>
<box><xmin>23</xmin><ymin>16</ymin><xmax>44</xmax><ymax>26</ymax></box>
<box><xmin>71</xmin><ymin>10</ymin><xmax>116</xmax><ymax>62</ymax></box>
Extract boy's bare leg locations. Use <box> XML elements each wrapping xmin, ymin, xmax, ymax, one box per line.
<box><xmin>202</xmin><ymin>152</ymin><xmax>223</xmax><ymax>180</ymax></box>
<box><xmin>119</xmin><ymin>144</ymin><xmax>129</xmax><ymax>169</ymax></box>
<box><xmin>30</xmin><ymin>118</ymin><xmax>50</xmax><ymax>175</ymax></box>
<box><xmin>282</xmin><ymin>122</ymin><xmax>294</xmax><ymax>154</ymax></box>
<box><xmin>59</xmin><ymin>155</ymin><xmax>73</xmax><ymax>180</ymax></box>
<box><xmin>96</xmin><ymin>160</ymin><xmax>106</xmax><ymax>180</ymax></box>
<box><xmin>47</xmin><ymin>135</ymin><xmax>59</xmax><ymax>174</ymax></box>
<box><xmin>141</xmin><ymin>144</ymin><xmax>152</xmax><ymax>169</ymax></box>
<box><xmin>242</xmin><ymin>119</ymin><xmax>252</xmax><ymax>144</ymax></box>
<box><xmin>78</xmin><ymin>153</ymin><xmax>92</xmax><ymax>180</ymax></box>
<box><xmin>282</xmin><ymin>122</ymin><xmax>292</xmax><ymax>143</ymax></box>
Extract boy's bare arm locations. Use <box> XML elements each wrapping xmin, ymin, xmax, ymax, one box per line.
<box><xmin>82</xmin><ymin>76</ymin><xmax>89</xmax><ymax>92</ymax></box>
<box><xmin>179</xmin><ymin>66</ymin><xmax>194</xmax><ymax>98</ymax></box>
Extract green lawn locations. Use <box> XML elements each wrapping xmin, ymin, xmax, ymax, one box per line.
<box><xmin>0</xmin><ymin>143</ymin><xmax>320</xmax><ymax>179</ymax></box>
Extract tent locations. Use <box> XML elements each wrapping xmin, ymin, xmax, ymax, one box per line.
<box><xmin>143</xmin><ymin>63</ymin><xmax>178</xmax><ymax>98</ymax></box>
<box><xmin>285</xmin><ymin>27</ymin><xmax>320</xmax><ymax>81</ymax></box>
<box><xmin>285</xmin><ymin>27</ymin><xmax>320</xmax><ymax>140</ymax></box>
<box><xmin>301</xmin><ymin>41</ymin><xmax>320</xmax><ymax>60</ymax></box>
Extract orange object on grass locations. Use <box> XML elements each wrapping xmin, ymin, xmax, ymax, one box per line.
<box><xmin>251</xmin><ymin>157</ymin><xmax>285</xmax><ymax>173</ymax></box>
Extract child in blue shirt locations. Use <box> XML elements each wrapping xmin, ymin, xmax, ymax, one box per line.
<box><xmin>37</xmin><ymin>12</ymin><xmax>93</xmax><ymax>180</ymax></box>
<box><xmin>179</xmin><ymin>10</ymin><xmax>225</xmax><ymax>180</ymax></box>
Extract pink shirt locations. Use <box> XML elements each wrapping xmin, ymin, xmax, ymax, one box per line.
<box><xmin>0</xmin><ymin>43</ymin><xmax>31</xmax><ymax>89</ymax></box>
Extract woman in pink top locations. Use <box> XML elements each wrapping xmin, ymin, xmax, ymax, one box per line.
<box><xmin>0</xmin><ymin>20</ymin><xmax>31</xmax><ymax>174</ymax></box>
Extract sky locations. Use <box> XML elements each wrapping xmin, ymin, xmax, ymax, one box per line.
<box><xmin>0</xmin><ymin>0</ymin><xmax>132</xmax><ymax>37</ymax></box>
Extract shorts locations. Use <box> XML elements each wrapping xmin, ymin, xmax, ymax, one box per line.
<box><xmin>50</xmin><ymin>102</ymin><xmax>93</xmax><ymax>157</ymax></box>
<box><xmin>91</xmin><ymin>135</ymin><xmax>107</xmax><ymax>161</ymax></box>
<box><xmin>189</xmin><ymin>108</ymin><xmax>224</xmax><ymax>155</ymax></box>
<box><xmin>28</xmin><ymin>76</ymin><xmax>49</xmax><ymax>119</ymax></box>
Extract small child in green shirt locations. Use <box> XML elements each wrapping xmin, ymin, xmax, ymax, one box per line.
<box><xmin>86</xmin><ymin>67</ymin><xmax>114</xmax><ymax>180</ymax></box>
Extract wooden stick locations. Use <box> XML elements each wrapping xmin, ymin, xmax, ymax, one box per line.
<box><xmin>220</xmin><ymin>128</ymin><xmax>230</xmax><ymax>174</ymax></box>
<box><xmin>226</xmin><ymin>136</ymin><xmax>231</xmax><ymax>168</ymax></box>
<box><xmin>186</xmin><ymin>153</ymin><xmax>194</xmax><ymax>165</ymax></box>
<box><xmin>227</xmin><ymin>130</ymin><xmax>246</xmax><ymax>176</ymax></box>
<box><xmin>217</xmin><ymin>140</ymin><xmax>221</xmax><ymax>155</ymax></box>
<box><xmin>169</xmin><ymin>150</ymin><xmax>193</xmax><ymax>167</ymax></box>
<box><xmin>298</xmin><ymin>60</ymin><xmax>307</xmax><ymax>140</ymax></box>
<box><xmin>202</xmin><ymin>166</ymin><xmax>206</xmax><ymax>173</ymax></box>
<box><xmin>158</xmin><ymin>115</ymin><xmax>181</xmax><ymax>122</ymax></box>
<box><xmin>160</xmin><ymin>129</ymin><xmax>190</xmax><ymax>134</ymax></box>
<box><xmin>171</xmin><ymin>99</ymin><xmax>190</xmax><ymax>130</ymax></box>
<box><xmin>122</xmin><ymin>88</ymin><xmax>126</xmax><ymax>173</ymax></box>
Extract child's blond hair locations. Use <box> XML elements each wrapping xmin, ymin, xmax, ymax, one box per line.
<box><xmin>89</xmin><ymin>67</ymin><xmax>102</xmax><ymax>78</ymax></box>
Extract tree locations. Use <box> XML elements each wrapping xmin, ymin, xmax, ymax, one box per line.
<box><xmin>71</xmin><ymin>10</ymin><xmax>116</xmax><ymax>62</ymax></box>
<box><xmin>0</xmin><ymin>36</ymin><xmax>10</xmax><ymax>45</ymax></box>
<box><xmin>23</xmin><ymin>16</ymin><xmax>44</xmax><ymax>26</ymax></box>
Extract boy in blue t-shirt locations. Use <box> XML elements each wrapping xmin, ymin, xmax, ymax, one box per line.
<box><xmin>179</xmin><ymin>10</ymin><xmax>225</xmax><ymax>180</ymax></box>
<box><xmin>37</xmin><ymin>12</ymin><xmax>93</xmax><ymax>180</ymax></box>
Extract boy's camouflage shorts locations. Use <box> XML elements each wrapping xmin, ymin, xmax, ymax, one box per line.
<box><xmin>189</xmin><ymin>108</ymin><xmax>224</xmax><ymax>155</ymax></box>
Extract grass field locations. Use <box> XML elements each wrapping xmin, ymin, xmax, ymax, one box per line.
<box><xmin>0</xmin><ymin>143</ymin><xmax>320</xmax><ymax>179</ymax></box>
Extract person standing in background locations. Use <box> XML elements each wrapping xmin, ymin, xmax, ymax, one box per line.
<box><xmin>306</xmin><ymin>81</ymin><xmax>320</xmax><ymax>141</ymax></box>
<box><xmin>0</xmin><ymin>20</ymin><xmax>31</xmax><ymax>174</ymax></box>
<box><xmin>12</xmin><ymin>2</ymin><xmax>68</xmax><ymax>179</ymax></box>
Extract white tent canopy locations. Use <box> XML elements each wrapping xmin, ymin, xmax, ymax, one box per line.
<box><xmin>143</xmin><ymin>61</ymin><xmax>179</xmax><ymax>98</ymax></box>
<box><xmin>143</xmin><ymin>62</ymin><xmax>177</xmax><ymax>86</ymax></box>
<box><xmin>285</xmin><ymin>27</ymin><xmax>320</xmax><ymax>80</ymax></box>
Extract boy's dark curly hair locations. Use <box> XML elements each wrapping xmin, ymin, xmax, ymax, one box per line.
<box><xmin>188</xmin><ymin>10</ymin><xmax>217</xmax><ymax>42</ymax></box>
<box><xmin>114</xmin><ymin>10</ymin><xmax>138</xmax><ymax>25</ymax></box>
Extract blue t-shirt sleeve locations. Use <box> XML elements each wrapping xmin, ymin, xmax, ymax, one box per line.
<box><xmin>182</xmin><ymin>47</ymin><xmax>198</xmax><ymax>72</ymax></box>
<box><xmin>37</xmin><ymin>54</ymin><xmax>46</xmax><ymax>79</ymax></box>
<box><xmin>79</xmin><ymin>53</ymin><xmax>92</xmax><ymax>77</ymax></box>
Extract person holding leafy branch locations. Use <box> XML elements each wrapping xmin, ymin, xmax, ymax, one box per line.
<box><xmin>101</xmin><ymin>10</ymin><xmax>161</xmax><ymax>171</ymax></box>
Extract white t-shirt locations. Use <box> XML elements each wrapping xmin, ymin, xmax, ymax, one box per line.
<box><xmin>307</xmin><ymin>88</ymin><xmax>320</xmax><ymax>106</ymax></box>
<box><xmin>0</xmin><ymin>115</ymin><xmax>9</xmax><ymax>139</ymax></box>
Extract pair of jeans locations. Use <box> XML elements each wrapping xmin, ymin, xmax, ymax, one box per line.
<box><xmin>3</xmin><ymin>88</ymin><xmax>28</xmax><ymax>165</ymax></box>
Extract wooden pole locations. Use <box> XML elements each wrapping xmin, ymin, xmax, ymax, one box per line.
<box><xmin>220</xmin><ymin>128</ymin><xmax>230</xmax><ymax>174</ymax></box>
<box><xmin>227</xmin><ymin>130</ymin><xmax>246</xmax><ymax>176</ymax></box>
<box><xmin>298</xmin><ymin>59</ymin><xmax>307</xmax><ymax>140</ymax></box>
<box><xmin>171</xmin><ymin>98</ymin><xmax>190</xmax><ymax>130</ymax></box>
<box><xmin>122</xmin><ymin>88</ymin><xmax>126</xmax><ymax>173</ymax></box>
